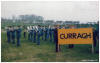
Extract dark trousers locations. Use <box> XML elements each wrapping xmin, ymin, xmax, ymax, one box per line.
<box><xmin>34</xmin><ymin>34</ymin><xmax>36</xmax><ymax>43</ymax></box>
<box><xmin>28</xmin><ymin>33</ymin><xmax>31</xmax><ymax>40</ymax></box>
<box><xmin>50</xmin><ymin>33</ymin><xmax>52</xmax><ymax>42</ymax></box>
<box><xmin>12</xmin><ymin>37</ymin><xmax>15</xmax><ymax>44</ymax></box>
<box><xmin>93</xmin><ymin>36</ymin><xmax>97</xmax><ymax>47</ymax></box>
<box><xmin>7</xmin><ymin>35</ymin><xmax>11</xmax><ymax>43</ymax></box>
<box><xmin>17</xmin><ymin>37</ymin><xmax>20</xmax><ymax>46</ymax></box>
<box><xmin>45</xmin><ymin>32</ymin><xmax>47</xmax><ymax>41</ymax></box>
<box><xmin>68</xmin><ymin>44</ymin><xmax>74</xmax><ymax>48</ymax></box>
<box><xmin>30</xmin><ymin>34</ymin><xmax>33</xmax><ymax>42</ymax></box>
<box><xmin>24</xmin><ymin>32</ymin><xmax>26</xmax><ymax>38</ymax></box>
<box><xmin>37</xmin><ymin>34</ymin><xmax>40</xmax><ymax>45</ymax></box>
<box><xmin>41</xmin><ymin>34</ymin><xmax>44</xmax><ymax>40</ymax></box>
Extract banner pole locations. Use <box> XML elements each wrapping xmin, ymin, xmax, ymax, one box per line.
<box><xmin>55</xmin><ymin>28</ymin><xmax>59</xmax><ymax>52</ymax></box>
<box><xmin>92</xmin><ymin>43</ymin><xmax>94</xmax><ymax>54</ymax></box>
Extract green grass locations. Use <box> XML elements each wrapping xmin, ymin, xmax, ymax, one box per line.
<box><xmin>1</xmin><ymin>31</ymin><xmax>99</xmax><ymax>62</ymax></box>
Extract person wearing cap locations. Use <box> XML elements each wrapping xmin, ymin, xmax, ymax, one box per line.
<box><xmin>52</xmin><ymin>26</ymin><xmax>55</xmax><ymax>43</ymax></box>
<box><xmin>11</xmin><ymin>26</ymin><xmax>16</xmax><ymax>44</ymax></box>
<box><xmin>93</xmin><ymin>28</ymin><xmax>97</xmax><ymax>47</ymax></box>
<box><xmin>37</xmin><ymin>25</ymin><xmax>41</xmax><ymax>45</ymax></box>
<box><xmin>46</xmin><ymin>26</ymin><xmax>50</xmax><ymax>40</ymax></box>
<box><xmin>45</xmin><ymin>26</ymin><xmax>48</xmax><ymax>41</ymax></box>
<box><xmin>23</xmin><ymin>26</ymin><xmax>27</xmax><ymax>38</ymax></box>
<box><xmin>49</xmin><ymin>27</ymin><xmax>53</xmax><ymax>42</ymax></box>
<box><xmin>30</xmin><ymin>26</ymin><xmax>34</xmax><ymax>42</ymax></box>
<box><xmin>41</xmin><ymin>26</ymin><xmax>44</xmax><ymax>40</ymax></box>
<box><xmin>6</xmin><ymin>26</ymin><xmax>11</xmax><ymax>43</ymax></box>
<box><xmin>27</xmin><ymin>26</ymin><xmax>31</xmax><ymax>41</ymax></box>
<box><xmin>54</xmin><ymin>25</ymin><xmax>60</xmax><ymax>52</ymax></box>
<box><xmin>16</xmin><ymin>26</ymin><xmax>22</xmax><ymax>46</ymax></box>
<box><xmin>33</xmin><ymin>26</ymin><xmax>37</xmax><ymax>43</ymax></box>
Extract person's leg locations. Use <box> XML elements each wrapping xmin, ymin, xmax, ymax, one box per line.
<box><xmin>42</xmin><ymin>33</ymin><xmax>43</xmax><ymax>40</ymax></box>
<box><xmin>30</xmin><ymin>34</ymin><xmax>32</xmax><ymax>41</ymax></box>
<box><xmin>53</xmin><ymin>33</ymin><xmax>55</xmax><ymax>43</ymax></box>
<box><xmin>29</xmin><ymin>33</ymin><xmax>31</xmax><ymax>40</ymax></box>
<box><xmin>7</xmin><ymin>35</ymin><xmax>10</xmax><ymax>43</ymax></box>
<box><xmin>32</xmin><ymin>34</ymin><xmax>34</xmax><ymax>42</ymax></box>
<box><xmin>34</xmin><ymin>34</ymin><xmax>36</xmax><ymax>43</ymax></box>
<box><xmin>17</xmin><ymin>38</ymin><xmax>20</xmax><ymax>46</ymax></box>
<box><xmin>28</xmin><ymin>33</ymin><xmax>30</xmax><ymax>40</ymax></box>
<box><xmin>37</xmin><ymin>35</ymin><xmax>40</xmax><ymax>45</ymax></box>
<box><xmin>45</xmin><ymin>32</ymin><xmax>47</xmax><ymax>41</ymax></box>
<box><xmin>50</xmin><ymin>33</ymin><xmax>52</xmax><ymax>42</ymax></box>
<box><xmin>25</xmin><ymin>32</ymin><xmax>26</xmax><ymax>38</ymax></box>
<box><xmin>12</xmin><ymin>37</ymin><xmax>15</xmax><ymax>44</ymax></box>
<box><xmin>68</xmin><ymin>44</ymin><xmax>74</xmax><ymax>48</ymax></box>
<box><xmin>24</xmin><ymin>32</ymin><xmax>25</xmax><ymax>38</ymax></box>
<box><xmin>93</xmin><ymin>36</ymin><xmax>97</xmax><ymax>47</ymax></box>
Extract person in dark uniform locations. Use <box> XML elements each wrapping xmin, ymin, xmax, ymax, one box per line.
<box><xmin>54</xmin><ymin>25</ymin><xmax>60</xmax><ymax>52</ymax></box>
<box><xmin>11</xmin><ymin>26</ymin><xmax>16</xmax><ymax>44</ymax></box>
<box><xmin>30</xmin><ymin>27</ymin><xmax>34</xmax><ymax>42</ymax></box>
<box><xmin>37</xmin><ymin>25</ymin><xmax>41</xmax><ymax>45</ymax></box>
<box><xmin>16</xmin><ymin>26</ymin><xmax>22</xmax><ymax>46</ymax></box>
<box><xmin>52</xmin><ymin>26</ymin><xmax>55</xmax><ymax>43</ymax></box>
<box><xmin>93</xmin><ymin>28</ymin><xmax>97</xmax><ymax>47</ymax></box>
<box><xmin>49</xmin><ymin>27</ymin><xmax>53</xmax><ymax>42</ymax></box>
<box><xmin>27</xmin><ymin>26</ymin><xmax>31</xmax><ymax>41</ymax></box>
<box><xmin>41</xmin><ymin>26</ymin><xmax>44</xmax><ymax>40</ymax></box>
<box><xmin>47</xmin><ymin>26</ymin><xmax>49</xmax><ymax>40</ymax></box>
<box><xmin>43</xmin><ymin>26</ymin><xmax>45</xmax><ymax>40</ymax></box>
<box><xmin>45</xmin><ymin>26</ymin><xmax>48</xmax><ymax>41</ymax></box>
<box><xmin>95</xmin><ymin>22</ymin><xmax>99</xmax><ymax>53</ymax></box>
<box><xmin>6</xmin><ymin>26</ymin><xmax>11</xmax><ymax>43</ymax></box>
<box><xmin>33</xmin><ymin>27</ymin><xmax>36</xmax><ymax>43</ymax></box>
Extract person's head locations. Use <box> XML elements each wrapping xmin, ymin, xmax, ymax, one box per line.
<box><xmin>54</xmin><ymin>25</ymin><xmax>59</xmax><ymax>29</ymax></box>
<box><xmin>18</xmin><ymin>26</ymin><xmax>21</xmax><ymax>29</ymax></box>
<box><xmin>62</xmin><ymin>27</ymin><xmax>65</xmax><ymax>29</ymax></box>
<box><xmin>38</xmin><ymin>25</ymin><xmax>40</xmax><ymax>27</ymax></box>
<box><xmin>69</xmin><ymin>25</ymin><xmax>76</xmax><ymax>29</ymax></box>
<box><xmin>9</xmin><ymin>26</ymin><xmax>11</xmax><ymax>28</ymax></box>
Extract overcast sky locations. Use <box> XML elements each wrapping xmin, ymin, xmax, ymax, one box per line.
<box><xmin>1</xmin><ymin>1</ymin><xmax>99</xmax><ymax>23</ymax></box>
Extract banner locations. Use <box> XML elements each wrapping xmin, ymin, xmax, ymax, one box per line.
<box><xmin>58</xmin><ymin>28</ymin><xmax>93</xmax><ymax>44</ymax></box>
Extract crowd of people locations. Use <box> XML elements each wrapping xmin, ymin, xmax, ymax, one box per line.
<box><xmin>5</xmin><ymin>25</ymin><xmax>58</xmax><ymax>46</ymax></box>
<box><xmin>5</xmin><ymin>24</ymin><xmax>99</xmax><ymax>52</ymax></box>
<box><xmin>6</xmin><ymin>26</ymin><xmax>22</xmax><ymax>46</ymax></box>
<box><xmin>25</xmin><ymin>25</ymin><xmax>56</xmax><ymax>45</ymax></box>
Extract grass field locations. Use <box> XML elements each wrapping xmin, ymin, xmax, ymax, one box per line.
<box><xmin>1</xmin><ymin>31</ymin><xmax>99</xmax><ymax>62</ymax></box>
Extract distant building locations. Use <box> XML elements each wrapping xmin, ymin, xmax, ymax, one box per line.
<box><xmin>63</xmin><ymin>21</ymin><xmax>79</xmax><ymax>25</ymax></box>
<box><xmin>44</xmin><ymin>20</ymin><xmax>54</xmax><ymax>25</ymax></box>
<box><xmin>55</xmin><ymin>21</ymin><xmax>63</xmax><ymax>25</ymax></box>
<box><xmin>87</xmin><ymin>22</ymin><xmax>97</xmax><ymax>24</ymax></box>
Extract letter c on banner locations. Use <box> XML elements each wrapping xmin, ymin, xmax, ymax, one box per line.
<box><xmin>60</xmin><ymin>34</ymin><xmax>65</xmax><ymax>39</ymax></box>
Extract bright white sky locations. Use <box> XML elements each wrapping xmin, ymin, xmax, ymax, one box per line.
<box><xmin>1</xmin><ymin>1</ymin><xmax>99</xmax><ymax>23</ymax></box>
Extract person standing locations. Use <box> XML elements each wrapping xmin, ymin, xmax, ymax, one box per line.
<box><xmin>11</xmin><ymin>26</ymin><xmax>16</xmax><ymax>44</ymax></box>
<box><xmin>49</xmin><ymin>27</ymin><xmax>53</xmax><ymax>42</ymax></box>
<box><xmin>33</xmin><ymin>27</ymin><xmax>36</xmax><ymax>43</ymax></box>
<box><xmin>30</xmin><ymin>27</ymin><xmax>34</xmax><ymax>42</ymax></box>
<box><xmin>47</xmin><ymin>26</ymin><xmax>49</xmax><ymax>40</ymax></box>
<box><xmin>27</xmin><ymin>26</ymin><xmax>31</xmax><ymax>41</ymax></box>
<box><xmin>45</xmin><ymin>26</ymin><xmax>47</xmax><ymax>41</ymax></box>
<box><xmin>23</xmin><ymin>26</ymin><xmax>27</xmax><ymax>38</ymax></box>
<box><xmin>6</xmin><ymin>26</ymin><xmax>11</xmax><ymax>43</ymax></box>
<box><xmin>41</xmin><ymin>26</ymin><xmax>44</xmax><ymax>40</ymax></box>
<box><xmin>16</xmin><ymin>26</ymin><xmax>22</xmax><ymax>46</ymax></box>
<box><xmin>37</xmin><ymin>25</ymin><xmax>41</xmax><ymax>45</ymax></box>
